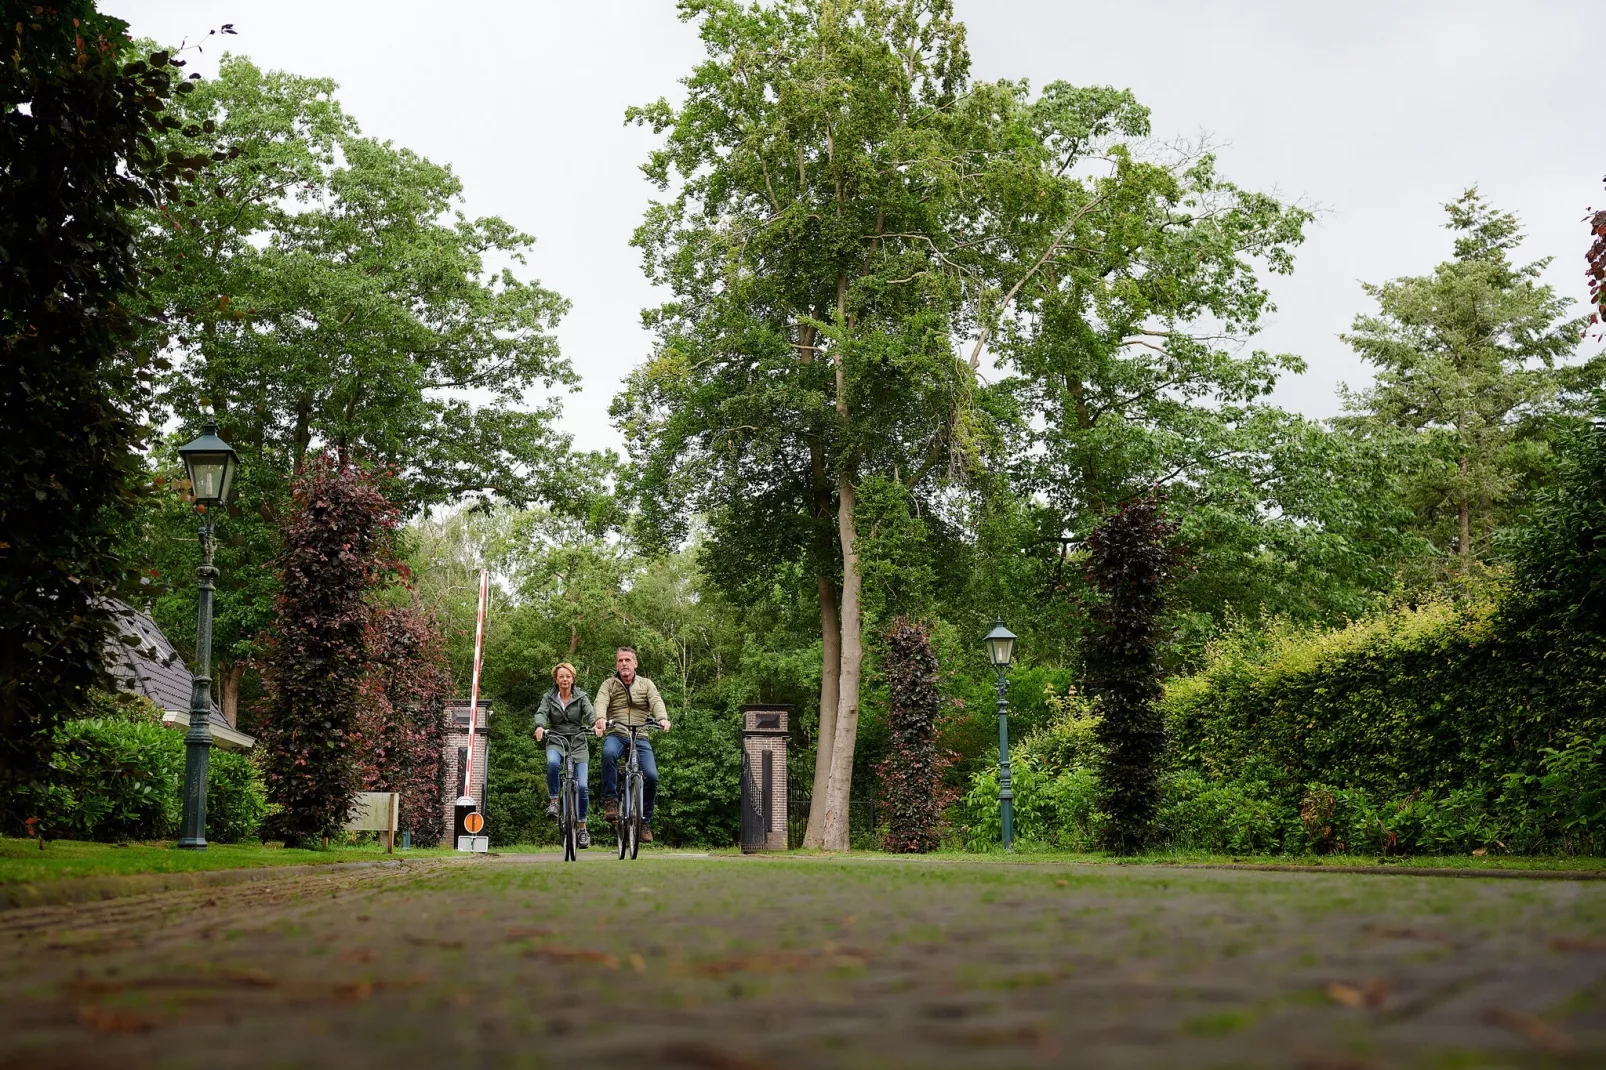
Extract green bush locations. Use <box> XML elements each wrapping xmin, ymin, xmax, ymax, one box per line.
<box><xmin>42</xmin><ymin>719</ymin><xmax>184</xmax><ymax>841</ymax></box>
<box><xmin>653</xmin><ymin>704</ymin><xmax>743</xmax><ymax>848</ymax></box>
<box><xmin>964</xmin><ymin>758</ymin><xmax>1100</xmax><ymax>851</ymax></box>
<box><xmin>1158</xmin><ymin>772</ymin><xmax>1291</xmax><ymax>854</ymax></box>
<box><xmin>1165</xmin><ymin>596</ymin><xmax>1606</xmax><ymax>808</ymax></box>
<box><xmin>484</xmin><ymin>719</ymin><xmax>555</xmax><ymax>848</ymax></box>
<box><xmin>207</xmin><ymin>749</ymin><xmax>268</xmax><ymax>844</ymax></box>
<box><xmin>19</xmin><ymin>719</ymin><xmax>268</xmax><ymax>843</ymax></box>
<box><xmin>1017</xmin><ymin>686</ymin><xmax>1101</xmax><ymax>775</ymax></box>
<box><xmin>85</xmin><ymin>688</ymin><xmax>164</xmax><ymax>725</ymax></box>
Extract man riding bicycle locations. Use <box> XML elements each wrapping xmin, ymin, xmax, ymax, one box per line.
<box><xmin>595</xmin><ymin>646</ymin><xmax>671</xmax><ymax>842</ymax></box>
<box><xmin>533</xmin><ymin>662</ymin><xmax>603</xmax><ymax>849</ymax></box>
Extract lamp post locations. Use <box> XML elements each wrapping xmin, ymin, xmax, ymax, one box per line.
<box><xmin>175</xmin><ymin>421</ymin><xmax>239</xmax><ymax>850</ymax></box>
<box><xmin>983</xmin><ymin>618</ymin><xmax>1018</xmax><ymax>850</ymax></box>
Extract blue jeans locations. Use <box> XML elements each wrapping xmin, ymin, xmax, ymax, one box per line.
<box><xmin>545</xmin><ymin>747</ymin><xmax>588</xmax><ymax>821</ymax></box>
<box><xmin>601</xmin><ymin>735</ymin><xmax>658</xmax><ymax>823</ymax></box>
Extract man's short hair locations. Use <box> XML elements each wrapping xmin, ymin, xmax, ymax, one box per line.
<box><xmin>615</xmin><ymin>645</ymin><xmax>637</xmax><ymax>658</ymax></box>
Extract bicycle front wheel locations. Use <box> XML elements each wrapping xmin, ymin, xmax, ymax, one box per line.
<box><xmin>615</xmin><ymin>784</ymin><xmax>628</xmax><ymax>859</ymax></box>
<box><xmin>562</xmin><ymin>777</ymin><xmax>577</xmax><ymax>862</ymax></box>
<box><xmin>628</xmin><ymin>773</ymin><xmax>643</xmax><ymax>860</ymax></box>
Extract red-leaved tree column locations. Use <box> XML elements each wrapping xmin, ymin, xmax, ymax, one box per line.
<box><xmin>877</xmin><ymin>617</ymin><xmax>944</xmax><ymax>854</ymax></box>
<box><xmin>257</xmin><ymin>458</ymin><xmax>398</xmax><ymax>847</ymax></box>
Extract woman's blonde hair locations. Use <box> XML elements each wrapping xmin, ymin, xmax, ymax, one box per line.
<box><xmin>551</xmin><ymin>662</ymin><xmax>578</xmax><ymax>685</ymax></box>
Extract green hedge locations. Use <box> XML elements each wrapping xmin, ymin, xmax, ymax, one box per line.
<box><xmin>1164</xmin><ymin>596</ymin><xmax>1606</xmax><ymax>803</ymax></box>
<box><xmin>22</xmin><ymin>719</ymin><xmax>268</xmax><ymax>843</ymax></box>
<box><xmin>959</xmin><ymin>615</ymin><xmax>1606</xmax><ymax>856</ymax></box>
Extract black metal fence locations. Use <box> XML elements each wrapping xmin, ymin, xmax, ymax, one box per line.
<box><xmin>786</xmin><ymin>792</ymin><xmax>881</xmax><ymax>850</ymax></box>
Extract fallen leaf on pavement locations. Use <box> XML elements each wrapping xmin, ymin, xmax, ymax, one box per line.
<box><xmin>505</xmin><ymin>926</ymin><xmax>555</xmax><ymax>939</ymax></box>
<box><xmin>339</xmin><ymin>947</ymin><xmax>379</xmax><ymax>964</ymax></box>
<box><xmin>79</xmin><ymin>1004</ymin><xmax>156</xmax><ymax>1034</ymax></box>
<box><xmin>333</xmin><ymin>980</ymin><xmax>374</xmax><ymax>1005</ymax></box>
<box><xmin>1326</xmin><ymin>980</ymin><xmax>1392</xmax><ymax>1009</ymax></box>
<box><xmin>221</xmin><ymin>968</ymin><xmax>277</xmax><ymax>987</ymax></box>
<box><xmin>681</xmin><ymin>947</ymin><xmax>873</xmax><ymax>978</ymax></box>
<box><xmin>1551</xmin><ymin>936</ymin><xmax>1606</xmax><ymax>951</ymax></box>
<box><xmin>525</xmin><ymin>946</ymin><xmax>620</xmax><ymax>969</ymax></box>
<box><xmin>403</xmin><ymin>935</ymin><xmax>464</xmax><ymax>949</ymax></box>
<box><xmin>1484</xmin><ymin>1008</ymin><xmax>1573</xmax><ymax>1053</ymax></box>
<box><xmin>1363</xmin><ymin>925</ymin><xmax>1452</xmax><ymax>944</ymax></box>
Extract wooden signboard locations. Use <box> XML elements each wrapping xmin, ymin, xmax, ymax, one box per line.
<box><xmin>345</xmin><ymin>792</ymin><xmax>400</xmax><ymax>852</ymax></box>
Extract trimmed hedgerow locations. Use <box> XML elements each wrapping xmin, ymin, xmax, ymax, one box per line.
<box><xmin>1164</xmin><ymin>596</ymin><xmax>1606</xmax><ymax>806</ymax></box>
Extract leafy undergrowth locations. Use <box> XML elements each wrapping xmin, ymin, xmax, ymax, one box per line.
<box><xmin>0</xmin><ymin>837</ymin><xmax>456</xmax><ymax>885</ymax></box>
<box><xmin>771</xmin><ymin>845</ymin><xmax>1606</xmax><ymax>872</ymax></box>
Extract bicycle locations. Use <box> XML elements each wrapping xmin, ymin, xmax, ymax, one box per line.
<box><xmin>606</xmin><ymin>720</ymin><xmax>662</xmax><ymax>860</ymax></box>
<box><xmin>546</xmin><ymin>736</ymin><xmax>583</xmax><ymax>863</ymax></box>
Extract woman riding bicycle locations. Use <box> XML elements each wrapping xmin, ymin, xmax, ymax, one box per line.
<box><xmin>533</xmin><ymin>662</ymin><xmax>603</xmax><ymax>849</ymax></box>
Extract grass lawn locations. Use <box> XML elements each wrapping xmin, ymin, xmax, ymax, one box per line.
<box><xmin>8</xmin><ymin>836</ymin><xmax>1605</xmax><ymax>887</ymax></box>
<box><xmin>0</xmin><ymin>837</ymin><xmax>458</xmax><ymax>885</ymax></box>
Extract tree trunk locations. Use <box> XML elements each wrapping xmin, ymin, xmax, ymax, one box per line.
<box><xmin>1068</xmin><ymin>374</ymin><xmax>1105</xmax><ymax>514</ymax></box>
<box><xmin>217</xmin><ymin>660</ymin><xmax>245</xmax><ymax>728</ymax></box>
<box><xmin>803</xmin><ymin>574</ymin><xmax>840</xmax><ymax>849</ymax></box>
<box><xmin>796</xmin><ymin>315</ymin><xmax>844</xmax><ymax>851</ymax></box>
<box><xmin>821</xmin><ymin>469</ymin><xmax>863</xmax><ymax>851</ymax></box>
<box><xmin>1458</xmin><ymin>453</ymin><xmax>1471</xmax><ymax>571</ymax></box>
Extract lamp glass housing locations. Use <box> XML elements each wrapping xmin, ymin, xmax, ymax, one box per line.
<box><xmin>178</xmin><ymin>423</ymin><xmax>239</xmax><ymax>506</ymax></box>
<box><xmin>983</xmin><ymin>619</ymin><xmax>1017</xmax><ymax>669</ymax></box>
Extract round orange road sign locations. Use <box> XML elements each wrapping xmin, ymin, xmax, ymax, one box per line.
<box><xmin>464</xmin><ymin>812</ymin><xmax>484</xmax><ymax>834</ymax></box>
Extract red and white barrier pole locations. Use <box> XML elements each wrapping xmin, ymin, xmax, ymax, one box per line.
<box><xmin>465</xmin><ymin>567</ymin><xmax>489</xmax><ymax>796</ymax></box>
<box><xmin>455</xmin><ymin>568</ymin><xmax>490</xmax><ymax>851</ymax></box>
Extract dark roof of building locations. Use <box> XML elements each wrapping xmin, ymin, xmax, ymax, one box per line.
<box><xmin>102</xmin><ymin>599</ymin><xmax>227</xmax><ymax>731</ymax></box>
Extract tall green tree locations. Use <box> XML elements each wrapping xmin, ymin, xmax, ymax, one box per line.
<box><xmin>1341</xmin><ymin>189</ymin><xmax>1595</xmax><ymax>572</ymax></box>
<box><xmin>1</xmin><ymin>7</ymin><xmax>207</xmax><ymax>816</ymax></box>
<box><xmin>974</xmin><ymin>101</ymin><xmax>1412</xmax><ymax>640</ymax></box>
<box><xmin>139</xmin><ymin>55</ymin><xmax>578</xmax><ymax>507</ymax></box>
<box><xmin>619</xmin><ymin>0</ymin><xmax>1031</xmax><ymax>849</ymax></box>
<box><xmin>123</xmin><ymin>54</ymin><xmax>590</xmax><ymax>718</ymax></box>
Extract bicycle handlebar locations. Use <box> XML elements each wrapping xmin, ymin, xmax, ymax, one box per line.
<box><xmin>604</xmin><ymin>719</ymin><xmax>666</xmax><ymax>733</ymax></box>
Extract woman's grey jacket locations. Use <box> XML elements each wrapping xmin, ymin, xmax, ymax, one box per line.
<box><xmin>532</xmin><ymin>686</ymin><xmax>597</xmax><ymax>762</ymax></box>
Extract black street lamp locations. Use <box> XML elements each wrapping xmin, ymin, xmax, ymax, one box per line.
<box><xmin>983</xmin><ymin>618</ymin><xmax>1018</xmax><ymax>850</ymax></box>
<box><xmin>175</xmin><ymin>422</ymin><xmax>239</xmax><ymax>850</ymax></box>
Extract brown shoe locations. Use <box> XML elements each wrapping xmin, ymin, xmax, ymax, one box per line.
<box><xmin>639</xmin><ymin>825</ymin><xmax>653</xmax><ymax>844</ymax></box>
<box><xmin>603</xmin><ymin>798</ymin><xmax>619</xmax><ymax>822</ymax></box>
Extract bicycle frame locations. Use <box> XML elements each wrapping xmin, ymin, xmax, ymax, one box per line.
<box><xmin>608</xmin><ymin>721</ymin><xmax>659</xmax><ymax>860</ymax></box>
<box><xmin>546</xmin><ymin>735</ymin><xmax>584</xmax><ymax>863</ymax></box>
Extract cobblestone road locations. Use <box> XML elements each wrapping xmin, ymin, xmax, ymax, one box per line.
<box><xmin>4</xmin><ymin>853</ymin><xmax>1606</xmax><ymax>1068</ymax></box>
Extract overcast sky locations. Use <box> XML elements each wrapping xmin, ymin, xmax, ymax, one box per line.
<box><xmin>116</xmin><ymin>0</ymin><xmax>1603</xmax><ymax>456</ymax></box>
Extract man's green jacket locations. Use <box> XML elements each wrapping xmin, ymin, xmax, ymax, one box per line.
<box><xmin>594</xmin><ymin>673</ymin><xmax>667</xmax><ymax>738</ymax></box>
<box><xmin>532</xmin><ymin>686</ymin><xmax>597</xmax><ymax>761</ymax></box>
